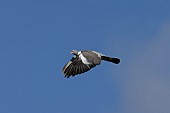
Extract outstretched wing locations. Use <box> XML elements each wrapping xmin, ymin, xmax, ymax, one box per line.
<box><xmin>62</xmin><ymin>55</ymin><xmax>98</xmax><ymax>78</ymax></box>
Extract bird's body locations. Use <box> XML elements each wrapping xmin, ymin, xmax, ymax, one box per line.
<box><xmin>62</xmin><ymin>50</ymin><xmax>120</xmax><ymax>78</ymax></box>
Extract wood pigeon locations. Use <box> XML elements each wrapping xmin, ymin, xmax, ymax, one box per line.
<box><xmin>62</xmin><ymin>50</ymin><xmax>120</xmax><ymax>78</ymax></box>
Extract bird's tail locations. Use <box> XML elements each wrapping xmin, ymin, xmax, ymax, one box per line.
<box><xmin>101</xmin><ymin>56</ymin><xmax>120</xmax><ymax>64</ymax></box>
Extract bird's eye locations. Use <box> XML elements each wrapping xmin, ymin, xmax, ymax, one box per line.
<box><xmin>73</xmin><ymin>55</ymin><xmax>76</xmax><ymax>58</ymax></box>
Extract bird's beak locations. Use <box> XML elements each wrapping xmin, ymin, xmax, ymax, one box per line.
<box><xmin>70</xmin><ymin>51</ymin><xmax>73</xmax><ymax>54</ymax></box>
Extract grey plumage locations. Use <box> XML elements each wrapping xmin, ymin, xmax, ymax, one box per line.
<box><xmin>62</xmin><ymin>50</ymin><xmax>120</xmax><ymax>78</ymax></box>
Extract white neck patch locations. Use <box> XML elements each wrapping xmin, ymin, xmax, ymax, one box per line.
<box><xmin>78</xmin><ymin>51</ymin><xmax>81</xmax><ymax>55</ymax></box>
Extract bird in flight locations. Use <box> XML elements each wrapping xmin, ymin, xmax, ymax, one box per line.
<box><xmin>62</xmin><ymin>50</ymin><xmax>120</xmax><ymax>78</ymax></box>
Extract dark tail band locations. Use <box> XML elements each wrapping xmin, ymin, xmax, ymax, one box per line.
<box><xmin>101</xmin><ymin>56</ymin><xmax>120</xmax><ymax>64</ymax></box>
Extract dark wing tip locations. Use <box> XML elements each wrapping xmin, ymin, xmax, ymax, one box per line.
<box><xmin>63</xmin><ymin>64</ymin><xmax>96</xmax><ymax>78</ymax></box>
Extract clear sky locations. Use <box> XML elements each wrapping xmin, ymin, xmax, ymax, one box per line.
<box><xmin>0</xmin><ymin>0</ymin><xmax>170</xmax><ymax>113</ymax></box>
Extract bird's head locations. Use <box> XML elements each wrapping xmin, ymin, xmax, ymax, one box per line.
<box><xmin>70</xmin><ymin>50</ymin><xmax>78</xmax><ymax>55</ymax></box>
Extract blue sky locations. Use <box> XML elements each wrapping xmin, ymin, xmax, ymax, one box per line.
<box><xmin>0</xmin><ymin>0</ymin><xmax>170</xmax><ymax>113</ymax></box>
